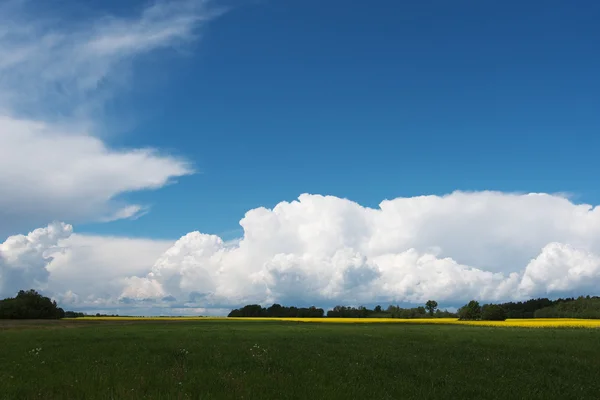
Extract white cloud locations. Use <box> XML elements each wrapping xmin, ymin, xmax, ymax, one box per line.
<box><xmin>0</xmin><ymin>225</ymin><xmax>173</xmax><ymax>310</ymax></box>
<box><xmin>99</xmin><ymin>205</ymin><xmax>150</xmax><ymax>223</ymax></box>
<box><xmin>520</xmin><ymin>243</ymin><xmax>600</xmax><ymax>296</ymax></box>
<box><xmin>118</xmin><ymin>191</ymin><xmax>600</xmax><ymax>311</ymax></box>
<box><xmin>0</xmin><ymin>0</ymin><xmax>218</xmax><ymax>237</ymax></box>
<box><xmin>0</xmin><ymin>0</ymin><xmax>217</xmax><ymax>115</ymax></box>
<box><xmin>0</xmin><ymin>116</ymin><xmax>193</xmax><ymax>237</ymax></box>
<box><xmin>0</xmin><ymin>222</ymin><xmax>72</xmax><ymax>297</ymax></box>
<box><xmin>45</xmin><ymin>233</ymin><xmax>173</xmax><ymax>306</ymax></box>
<box><xmin>4</xmin><ymin>191</ymin><xmax>600</xmax><ymax>314</ymax></box>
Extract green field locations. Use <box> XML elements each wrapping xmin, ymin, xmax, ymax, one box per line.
<box><xmin>1</xmin><ymin>320</ymin><xmax>599</xmax><ymax>399</ymax></box>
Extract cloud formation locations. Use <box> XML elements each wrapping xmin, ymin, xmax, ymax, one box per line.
<box><xmin>119</xmin><ymin>191</ymin><xmax>600</xmax><ymax>310</ymax></box>
<box><xmin>0</xmin><ymin>116</ymin><xmax>193</xmax><ymax>236</ymax></box>
<box><xmin>4</xmin><ymin>191</ymin><xmax>600</xmax><ymax>314</ymax></box>
<box><xmin>0</xmin><ymin>0</ymin><xmax>217</xmax><ymax>237</ymax></box>
<box><xmin>0</xmin><ymin>222</ymin><xmax>72</xmax><ymax>296</ymax></box>
<box><xmin>0</xmin><ymin>0</ymin><xmax>215</xmax><ymax>115</ymax></box>
<box><xmin>46</xmin><ymin>233</ymin><xmax>173</xmax><ymax>309</ymax></box>
<box><xmin>519</xmin><ymin>243</ymin><xmax>600</xmax><ymax>296</ymax></box>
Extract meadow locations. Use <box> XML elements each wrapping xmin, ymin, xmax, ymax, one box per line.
<box><xmin>1</xmin><ymin>319</ymin><xmax>600</xmax><ymax>399</ymax></box>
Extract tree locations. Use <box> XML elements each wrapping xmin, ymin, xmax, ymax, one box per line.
<box><xmin>374</xmin><ymin>305</ymin><xmax>382</xmax><ymax>313</ymax></box>
<box><xmin>425</xmin><ymin>300</ymin><xmax>438</xmax><ymax>317</ymax></box>
<box><xmin>358</xmin><ymin>306</ymin><xmax>369</xmax><ymax>318</ymax></box>
<box><xmin>0</xmin><ymin>289</ymin><xmax>65</xmax><ymax>319</ymax></box>
<box><xmin>64</xmin><ymin>311</ymin><xmax>85</xmax><ymax>318</ymax></box>
<box><xmin>534</xmin><ymin>297</ymin><xmax>600</xmax><ymax>319</ymax></box>
<box><xmin>229</xmin><ymin>304</ymin><xmax>324</xmax><ymax>318</ymax></box>
<box><xmin>458</xmin><ymin>300</ymin><xmax>481</xmax><ymax>320</ymax></box>
<box><xmin>481</xmin><ymin>304</ymin><xmax>507</xmax><ymax>321</ymax></box>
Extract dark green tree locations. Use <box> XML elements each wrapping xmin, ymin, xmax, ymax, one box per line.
<box><xmin>0</xmin><ymin>289</ymin><xmax>65</xmax><ymax>319</ymax></box>
<box><xmin>425</xmin><ymin>300</ymin><xmax>438</xmax><ymax>317</ymax></box>
<box><xmin>534</xmin><ymin>296</ymin><xmax>600</xmax><ymax>319</ymax></box>
<box><xmin>458</xmin><ymin>300</ymin><xmax>481</xmax><ymax>320</ymax></box>
<box><xmin>481</xmin><ymin>304</ymin><xmax>507</xmax><ymax>321</ymax></box>
<box><xmin>229</xmin><ymin>303</ymin><xmax>324</xmax><ymax>318</ymax></box>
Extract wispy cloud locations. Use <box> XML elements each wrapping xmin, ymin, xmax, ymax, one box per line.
<box><xmin>0</xmin><ymin>0</ymin><xmax>222</xmax><ymax>236</ymax></box>
<box><xmin>0</xmin><ymin>0</ymin><xmax>219</xmax><ymax>118</ymax></box>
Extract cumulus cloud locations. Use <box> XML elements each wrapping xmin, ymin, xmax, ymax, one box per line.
<box><xmin>0</xmin><ymin>222</ymin><xmax>72</xmax><ymax>297</ymax></box>
<box><xmin>520</xmin><ymin>243</ymin><xmax>600</xmax><ymax>296</ymax></box>
<box><xmin>45</xmin><ymin>233</ymin><xmax>173</xmax><ymax>306</ymax></box>
<box><xmin>5</xmin><ymin>192</ymin><xmax>600</xmax><ymax>314</ymax></box>
<box><xmin>119</xmin><ymin>191</ymin><xmax>600</xmax><ymax>311</ymax></box>
<box><xmin>0</xmin><ymin>223</ymin><xmax>173</xmax><ymax>303</ymax></box>
<box><xmin>0</xmin><ymin>0</ymin><xmax>219</xmax><ymax>237</ymax></box>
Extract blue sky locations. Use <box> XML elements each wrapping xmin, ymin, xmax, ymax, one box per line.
<box><xmin>77</xmin><ymin>0</ymin><xmax>600</xmax><ymax>240</ymax></box>
<box><xmin>2</xmin><ymin>0</ymin><xmax>600</xmax><ymax>314</ymax></box>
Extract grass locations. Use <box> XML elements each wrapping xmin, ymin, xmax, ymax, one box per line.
<box><xmin>1</xmin><ymin>319</ymin><xmax>600</xmax><ymax>399</ymax></box>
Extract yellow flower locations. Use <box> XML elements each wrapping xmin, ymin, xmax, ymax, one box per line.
<box><xmin>68</xmin><ymin>316</ymin><xmax>600</xmax><ymax>328</ymax></box>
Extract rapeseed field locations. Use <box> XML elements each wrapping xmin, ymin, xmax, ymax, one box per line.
<box><xmin>71</xmin><ymin>316</ymin><xmax>600</xmax><ymax>328</ymax></box>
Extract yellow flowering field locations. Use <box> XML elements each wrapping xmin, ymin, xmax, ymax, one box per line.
<box><xmin>70</xmin><ymin>316</ymin><xmax>600</xmax><ymax>328</ymax></box>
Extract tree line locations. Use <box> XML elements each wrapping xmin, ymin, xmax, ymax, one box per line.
<box><xmin>228</xmin><ymin>300</ymin><xmax>457</xmax><ymax>319</ymax></box>
<box><xmin>0</xmin><ymin>290</ymin><xmax>66</xmax><ymax>319</ymax></box>
<box><xmin>534</xmin><ymin>296</ymin><xmax>600</xmax><ymax>318</ymax></box>
<box><xmin>496</xmin><ymin>297</ymin><xmax>576</xmax><ymax>318</ymax></box>
<box><xmin>456</xmin><ymin>297</ymin><xmax>600</xmax><ymax>321</ymax></box>
<box><xmin>229</xmin><ymin>296</ymin><xmax>600</xmax><ymax>321</ymax></box>
<box><xmin>3</xmin><ymin>289</ymin><xmax>599</xmax><ymax>320</ymax></box>
<box><xmin>0</xmin><ymin>289</ymin><xmax>138</xmax><ymax>319</ymax></box>
<box><xmin>457</xmin><ymin>301</ymin><xmax>507</xmax><ymax>321</ymax></box>
<box><xmin>228</xmin><ymin>304</ymin><xmax>326</xmax><ymax>318</ymax></box>
<box><xmin>325</xmin><ymin>301</ymin><xmax>457</xmax><ymax>318</ymax></box>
